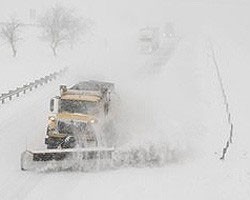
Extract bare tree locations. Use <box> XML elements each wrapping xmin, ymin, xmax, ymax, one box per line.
<box><xmin>40</xmin><ymin>4</ymin><xmax>84</xmax><ymax>56</ymax></box>
<box><xmin>0</xmin><ymin>16</ymin><xmax>21</xmax><ymax>57</ymax></box>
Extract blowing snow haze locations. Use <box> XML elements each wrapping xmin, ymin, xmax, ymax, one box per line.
<box><xmin>0</xmin><ymin>0</ymin><xmax>250</xmax><ymax>200</ymax></box>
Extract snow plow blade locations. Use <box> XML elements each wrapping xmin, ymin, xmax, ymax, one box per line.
<box><xmin>21</xmin><ymin>148</ymin><xmax>114</xmax><ymax>171</ymax></box>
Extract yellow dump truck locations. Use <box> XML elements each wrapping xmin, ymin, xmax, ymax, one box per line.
<box><xmin>21</xmin><ymin>81</ymin><xmax>115</xmax><ymax>171</ymax></box>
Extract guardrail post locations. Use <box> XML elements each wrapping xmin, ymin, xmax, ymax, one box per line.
<box><xmin>229</xmin><ymin>124</ymin><xmax>233</xmax><ymax>144</ymax></box>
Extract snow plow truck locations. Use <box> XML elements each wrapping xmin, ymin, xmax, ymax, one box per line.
<box><xmin>21</xmin><ymin>80</ymin><xmax>116</xmax><ymax>171</ymax></box>
<box><xmin>138</xmin><ymin>27</ymin><xmax>160</xmax><ymax>54</ymax></box>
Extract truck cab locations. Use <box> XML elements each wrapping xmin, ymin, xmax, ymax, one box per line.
<box><xmin>45</xmin><ymin>81</ymin><xmax>114</xmax><ymax>149</ymax></box>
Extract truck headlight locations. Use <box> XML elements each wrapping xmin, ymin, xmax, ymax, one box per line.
<box><xmin>49</xmin><ymin>116</ymin><xmax>56</xmax><ymax>121</ymax></box>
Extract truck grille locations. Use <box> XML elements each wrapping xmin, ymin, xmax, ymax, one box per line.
<box><xmin>57</xmin><ymin>120</ymin><xmax>87</xmax><ymax>135</ymax></box>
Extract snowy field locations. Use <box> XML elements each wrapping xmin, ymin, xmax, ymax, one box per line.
<box><xmin>0</xmin><ymin>0</ymin><xmax>250</xmax><ymax>200</ymax></box>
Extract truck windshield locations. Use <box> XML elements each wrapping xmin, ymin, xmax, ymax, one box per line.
<box><xmin>60</xmin><ymin>100</ymin><xmax>98</xmax><ymax>114</ymax></box>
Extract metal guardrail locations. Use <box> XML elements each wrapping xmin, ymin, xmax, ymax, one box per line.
<box><xmin>0</xmin><ymin>67</ymin><xmax>67</xmax><ymax>104</ymax></box>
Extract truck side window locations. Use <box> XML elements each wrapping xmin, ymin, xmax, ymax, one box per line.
<box><xmin>50</xmin><ymin>99</ymin><xmax>55</xmax><ymax>112</ymax></box>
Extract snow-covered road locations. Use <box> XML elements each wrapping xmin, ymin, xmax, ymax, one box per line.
<box><xmin>1</xmin><ymin>33</ymin><xmax>248</xmax><ymax>200</ymax></box>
